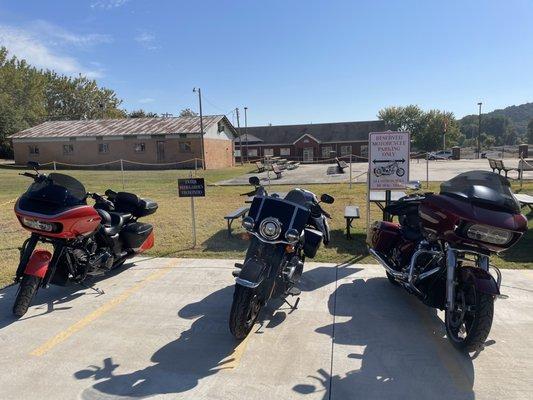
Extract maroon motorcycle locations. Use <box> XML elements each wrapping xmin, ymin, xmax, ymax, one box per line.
<box><xmin>368</xmin><ymin>171</ymin><xmax>527</xmax><ymax>351</ymax></box>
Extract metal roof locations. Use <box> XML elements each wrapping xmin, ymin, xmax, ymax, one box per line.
<box><xmin>236</xmin><ymin>120</ymin><xmax>390</xmax><ymax>144</ymax></box>
<box><xmin>10</xmin><ymin>115</ymin><xmax>232</xmax><ymax>139</ymax></box>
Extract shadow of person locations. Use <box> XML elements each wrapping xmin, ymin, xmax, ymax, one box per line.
<box><xmin>0</xmin><ymin>261</ymin><xmax>137</xmax><ymax>331</ymax></box>
<box><xmin>294</xmin><ymin>277</ymin><xmax>476</xmax><ymax>400</ymax></box>
<box><xmin>75</xmin><ymin>285</ymin><xmax>241</xmax><ymax>398</ymax></box>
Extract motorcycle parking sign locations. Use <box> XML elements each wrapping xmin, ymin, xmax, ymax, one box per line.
<box><xmin>369</xmin><ymin>131</ymin><xmax>410</xmax><ymax>190</ymax></box>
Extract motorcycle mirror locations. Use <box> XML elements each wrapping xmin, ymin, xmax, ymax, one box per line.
<box><xmin>320</xmin><ymin>194</ymin><xmax>334</xmax><ymax>204</ymax></box>
<box><xmin>249</xmin><ymin>176</ymin><xmax>260</xmax><ymax>187</ymax></box>
<box><xmin>105</xmin><ymin>189</ymin><xmax>117</xmax><ymax>198</ymax></box>
<box><xmin>27</xmin><ymin>161</ymin><xmax>40</xmax><ymax>172</ymax></box>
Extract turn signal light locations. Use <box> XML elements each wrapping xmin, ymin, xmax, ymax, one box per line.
<box><xmin>285</xmin><ymin>244</ymin><xmax>295</xmax><ymax>253</ymax></box>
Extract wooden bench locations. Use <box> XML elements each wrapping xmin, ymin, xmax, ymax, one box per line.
<box><xmin>488</xmin><ymin>158</ymin><xmax>498</xmax><ymax>173</ymax></box>
<box><xmin>492</xmin><ymin>159</ymin><xmax>519</xmax><ymax>178</ymax></box>
<box><xmin>224</xmin><ymin>206</ymin><xmax>250</xmax><ymax>237</ymax></box>
<box><xmin>344</xmin><ymin>206</ymin><xmax>360</xmax><ymax>239</ymax></box>
<box><xmin>514</xmin><ymin>193</ymin><xmax>533</xmax><ymax>210</ymax></box>
<box><xmin>255</xmin><ymin>161</ymin><xmax>265</xmax><ymax>172</ymax></box>
<box><xmin>272</xmin><ymin>164</ymin><xmax>283</xmax><ymax>179</ymax></box>
<box><xmin>336</xmin><ymin>158</ymin><xmax>348</xmax><ymax>173</ymax></box>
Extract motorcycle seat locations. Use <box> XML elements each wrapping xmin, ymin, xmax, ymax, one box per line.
<box><xmin>102</xmin><ymin>212</ymin><xmax>132</xmax><ymax>236</ymax></box>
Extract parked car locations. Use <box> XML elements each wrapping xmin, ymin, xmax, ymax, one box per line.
<box><xmin>428</xmin><ymin>150</ymin><xmax>453</xmax><ymax>160</ymax></box>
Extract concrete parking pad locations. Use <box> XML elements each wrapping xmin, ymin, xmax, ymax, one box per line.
<box><xmin>0</xmin><ymin>257</ymin><xmax>532</xmax><ymax>399</ymax></box>
<box><xmin>217</xmin><ymin>159</ymin><xmax>532</xmax><ymax>186</ymax></box>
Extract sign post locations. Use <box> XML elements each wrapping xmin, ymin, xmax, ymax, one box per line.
<box><xmin>178</xmin><ymin>176</ymin><xmax>206</xmax><ymax>248</ymax></box>
<box><xmin>367</xmin><ymin>131</ymin><xmax>410</xmax><ymax>229</ymax></box>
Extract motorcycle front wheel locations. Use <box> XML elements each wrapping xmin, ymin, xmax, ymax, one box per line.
<box><xmin>445</xmin><ymin>281</ymin><xmax>494</xmax><ymax>352</ymax></box>
<box><xmin>13</xmin><ymin>274</ymin><xmax>41</xmax><ymax>317</ymax></box>
<box><xmin>229</xmin><ymin>285</ymin><xmax>262</xmax><ymax>340</ymax></box>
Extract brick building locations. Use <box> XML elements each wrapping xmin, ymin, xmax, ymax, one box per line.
<box><xmin>10</xmin><ymin>115</ymin><xmax>236</xmax><ymax>169</ymax></box>
<box><xmin>235</xmin><ymin>120</ymin><xmax>388</xmax><ymax>163</ymax></box>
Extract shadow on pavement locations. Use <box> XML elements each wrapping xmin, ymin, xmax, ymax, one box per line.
<box><xmin>294</xmin><ymin>277</ymin><xmax>476</xmax><ymax>400</ymax></box>
<box><xmin>0</xmin><ymin>261</ymin><xmax>136</xmax><ymax>330</ymax></box>
<box><xmin>74</xmin><ymin>263</ymin><xmax>353</xmax><ymax>398</ymax></box>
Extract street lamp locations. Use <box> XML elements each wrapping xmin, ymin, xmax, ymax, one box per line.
<box><xmin>193</xmin><ymin>87</ymin><xmax>206</xmax><ymax>170</ymax></box>
<box><xmin>477</xmin><ymin>102</ymin><xmax>482</xmax><ymax>159</ymax></box>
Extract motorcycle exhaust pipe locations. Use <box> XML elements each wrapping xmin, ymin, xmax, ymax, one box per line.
<box><xmin>368</xmin><ymin>249</ymin><xmax>405</xmax><ymax>279</ymax></box>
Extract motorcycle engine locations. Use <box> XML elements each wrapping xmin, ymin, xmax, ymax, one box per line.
<box><xmin>70</xmin><ymin>238</ymin><xmax>114</xmax><ymax>277</ymax></box>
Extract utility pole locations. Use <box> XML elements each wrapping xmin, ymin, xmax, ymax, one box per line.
<box><xmin>477</xmin><ymin>102</ymin><xmax>482</xmax><ymax>159</ymax></box>
<box><xmin>193</xmin><ymin>88</ymin><xmax>206</xmax><ymax>170</ymax></box>
<box><xmin>235</xmin><ymin>108</ymin><xmax>243</xmax><ymax>165</ymax></box>
<box><xmin>443</xmin><ymin>117</ymin><xmax>447</xmax><ymax>151</ymax></box>
<box><xmin>244</xmin><ymin>106</ymin><xmax>249</xmax><ymax>163</ymax></box>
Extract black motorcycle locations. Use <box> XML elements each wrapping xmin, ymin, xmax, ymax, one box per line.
<box><xmin>229</xmin><ymin>177</ymin><xmax>334</xmax><ymax>339</ymax></box>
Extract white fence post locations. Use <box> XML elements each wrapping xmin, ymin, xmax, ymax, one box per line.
<box><xmin>426</xmin><ymin>153</ymin><xmax>429</xmax><ymax>189</ymax></box>
<box><xmin>520</xmin><ymin>157</ymin><xmax>523</xmax><ymax>190</ymax></box>
<box><xmin>53</xmin><ymin>161</ymin><xmax>57</xmax><ymax>171</ymax></box>
<box><xmin>349</xmin><ymin>154</ymin><xmax>353</xmax><ymax>189</ymax></box>
<box><xmin>120</xmin><ymin>159</ymin><xmax>125</xmax><ymax>190</ymax></box>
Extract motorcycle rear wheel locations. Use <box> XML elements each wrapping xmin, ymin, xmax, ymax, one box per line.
<box><xmin>13</xmin><ymin>274</ymin><xmax>41</xmax><ymax>318</ymax></box>
<box><xmin>445</xmin><ymin>281</ymin><xmax>494</xmax><ymax>352</ymax></box>
<box><xmin>229</xmin><ymin>285</ymin><xmax>262</xmax><ymax>340</ymax></box>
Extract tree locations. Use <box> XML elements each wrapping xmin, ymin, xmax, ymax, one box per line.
<box><xmin>0</xmin><ymin>46</ymin><xmax>126</xmax><ymax>158</ymax></box>
<box><xmin>128</xmin><ymin>109</ymin><xmax>158</xmax><ymax>118</ymax></box>
<box><xmin>528</xmin><ymin>120</ymin><xmax>533</xmax><ymax>144</ymax></box>
<box><xmin>378</xmin><ymin>105</ymin><xmax>460</xmax><ymax>151</ymax></box>
<box><xmin>179</xmin><ymin>108</ymin><xmax>198</xmax><ymax>117</ymax></box>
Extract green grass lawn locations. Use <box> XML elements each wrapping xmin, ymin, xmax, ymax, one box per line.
<box><xmin>0</xmin><ymin>166</ymin><xmax>531</xmax><ymax>287</ymax></box>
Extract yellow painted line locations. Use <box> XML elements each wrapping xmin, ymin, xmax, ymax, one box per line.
<box><xmin>216</xmin><ymin>331</ymin><xmax>253</xmax><ymax>370</ymax></box>
<box><xmin>30</xmin><ymin>260</ymin><xmax>176</xmax><ymax>356</ymax></box>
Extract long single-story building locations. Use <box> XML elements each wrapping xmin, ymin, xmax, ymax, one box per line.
<box><xmin>10</xmin><ymin>115</ymin><xmax>236</xmax><ymax>169</ymax></box>
<box><xmin>234</xmin><ymin>120</ymin><xmax>389</xmax><ymax>163</ymax></box>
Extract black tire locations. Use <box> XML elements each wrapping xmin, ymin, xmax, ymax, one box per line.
<box><xmin>396</xmin><ymin>167</ymin><xmax>405</xmax><ymax>177</ymax></box>
<box><xmin>445</xmin><ymin>282</ymin><xmax>494</xmax><ymax>352</ymax></box>
<box><xmin>374</xmin><ymin>168</ymin><xmax>382</xmax><ymax>177</ymax></box>
<box><xmin>13</xmin><ymin>274</ymin><xmax>41</xmax><ymax>318</ymax></box>
<box><xmin>229</xmin><ymin>285</ymin><xmax>262</xmax><ymax>340</ymax></box>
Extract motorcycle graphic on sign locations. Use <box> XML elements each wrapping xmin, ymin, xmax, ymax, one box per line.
<box><xmin>373</xmin><ymin>159</ymin><xmax>405</xmax><ymax>177</ymax></box>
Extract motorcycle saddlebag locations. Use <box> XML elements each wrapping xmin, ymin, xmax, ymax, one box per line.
<box><xmin>369</xmin><ymin>221</ymin><xmax>401</xmax><ymax>254</ymax></box>
<box><xmin>120</xmin><ymin>222</ymin><xmax>153</xmax><ymax>250</ymax></box>
<box><xmin>114</xmin><ymin>192</ymin><xmax>158</xmax><ymax>218</ymax></box>
<box><xmin>303</xmin><ymin>228</ymin><xmax>323</xmax><ymax>259</ymax></box>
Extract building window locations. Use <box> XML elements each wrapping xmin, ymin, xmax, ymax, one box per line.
<box><xmin>28</xmin><ymin>145</ymin><xmax>39</xmax><ymax>155</ymax></box>
<box><xmin>234</xmin><ymin>149</ymin><xmax>241</xmax><ymax>157</ymax></box>
<box><xmin>248</xmin><ymin>148</ymin><xmax>258</xmax><ymax>157</ymax></box>
<box><xmin>264</xmin><ymin>148</ymin><xmax>274</xmax><ymax>157</ymax></box>
<box><xmin>322</xmin><ymin>146</ymin><xmax>333</xmax><ymax>158</ymax></box>
<box><xmin>63</xmin><ymin>144</ymin><xmax>74</xmax><ymax>155</ymax></box>
<box><xmin>134</xmin><ymin>142</ymin><xmax>146</xmax><ymax>153</ymax></box>
<box><xmin>179</xmin><ymin>141</ymin><xmax>192</xmax><ymax>153</ymax></box>
<box><xmin>340</xmin><ymin>145</ymin><xmax>352</xmax><ymax>156</ymax></box>
<box><xmin>218</xmin><ymin>123</ymin><xmax>225</xmax><ymax>133</ymax></box>
<box><xmin>280</xmin><ymin>148</ymin><xmax>290</xmax><ymax>156</ymax></box>
<box><xmin>98</xmin><ymin>143</ymin><xmax>109</xmax><ymax>154</ymax></box>
<box><xmin>360</xmin><ymin>145</ymin><xmax>368</xmax><ymax>158</ymax></box>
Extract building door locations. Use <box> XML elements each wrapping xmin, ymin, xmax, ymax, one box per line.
<box><xmin>156</xmin><ymin>141</ymin><xmax>165</xmax><ymax>161</ymax></box>
<box><xmin>303</xmin><ymin>147</ymin><xmax>314</xmax><ymax>162</ymax></box>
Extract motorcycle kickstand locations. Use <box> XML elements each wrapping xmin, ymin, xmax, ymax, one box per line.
<box><xmin>80</xmin><ymin>281</ymin><xmax>105</xmax><ymax>295</ymax></box>
<box><xmin>284</xmin><ymin>286</ymin><xmax>301</xmax><ymax>311</ymax></box>
<box><xmin>284</xmin><ymin>297</ymin><xmax>300</xmax><ymax>312</ymax></box>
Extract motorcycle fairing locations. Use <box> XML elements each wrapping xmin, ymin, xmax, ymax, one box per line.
<box><xmin>457</xmin><ymin>266</ymin><xmax>500</xmax><ymax>296</ymax></box>
<box><xmin>24</xmin><ymin>250</ymin><xmax>52</xmax><ymax>278</ymax></box>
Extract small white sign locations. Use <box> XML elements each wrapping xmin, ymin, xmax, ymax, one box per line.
<box><xmin>369</xmin><ymin>131</ymin><xmax>410</xmax><ymax>190</ymax></box>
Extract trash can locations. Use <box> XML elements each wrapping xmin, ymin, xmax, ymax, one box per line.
<box><xmin>452</xmin><ymin>146</ymin><xmax>461</xmax><ymax>160</ymax></box>
<box><xmin>518</xmin><ymin>144</ymin><xmax>528</xmax><ymax>158</ymax></box>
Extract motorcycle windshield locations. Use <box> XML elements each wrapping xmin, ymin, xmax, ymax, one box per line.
<box><xmin>25</xmin><ymin>173</ymin><xmax>87</xmax><ymax>207</ymax></box>
<box><xmin>248</xmin><ymin>196</ymin><xmax>311</xmax><ymax>241</ymax></box>
<box><xmin>440</xmin><ymin>170</ymin><xmax>520</xmax><ymax>213</ymax></box>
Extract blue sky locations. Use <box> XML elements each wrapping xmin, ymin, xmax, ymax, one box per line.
<box><xmin>0</xmin><ymin>0</ymin><xmax>532</xmax><ymax>126</ymax></box>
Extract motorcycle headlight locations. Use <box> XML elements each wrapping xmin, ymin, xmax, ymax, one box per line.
<box><xmin>259</xmin><ymin>217</ymin><xmax>282</xmax><ymax>240</ymax></box>
<box><xmin>242</xmin><ymin>216</ymin><xmax>255</xmax><ymax>231</ymax></box>
<box><xmin>465</xmin><ymin>224</ymin><xmax>512</xmax><ymax>245</ymax></box>
<box><xmin>285</xmin><ymin>228</ymin><xmax>300</xmax><ymax>243</ymax></box>
<box><xmin>21</xmin><ymin>217</ymin><xmax>61</xmax><ymax>233</ymax></box>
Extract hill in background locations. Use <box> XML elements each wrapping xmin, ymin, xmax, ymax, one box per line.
<box><xmin>460</xmin><ymin>102</ymin><xmax>533</xmax><ymax>137</ymax></box>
